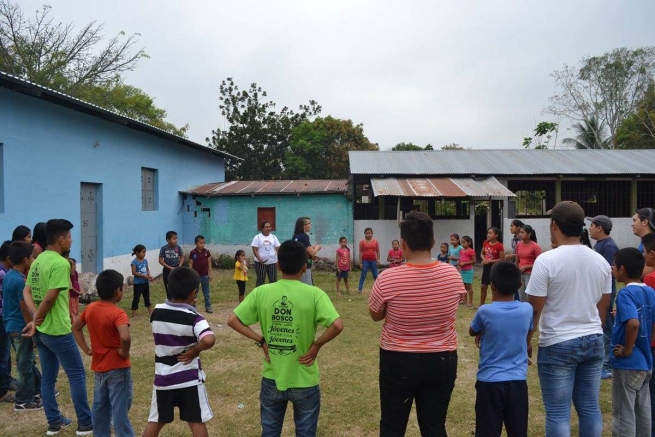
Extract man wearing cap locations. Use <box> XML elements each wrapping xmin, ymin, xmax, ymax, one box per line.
<box><xmin>527</xmin><ymin>201</ymin><xmax>612</xmax><ymax>437</ymax></box>
<box><xmin>587</xmin><ymin>215</ymin><xmax>619</xmax><ymax>380</ymax></box>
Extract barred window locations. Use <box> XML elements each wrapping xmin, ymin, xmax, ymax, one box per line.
<box><xmin>507</xmin><ymin>180</ymin><xmax>555</xmax><ymax>217</ymax></box>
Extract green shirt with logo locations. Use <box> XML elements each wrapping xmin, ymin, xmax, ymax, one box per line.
<box><xmin>234</xmin><ymin>279</ymin><xmax>340</xmax><ymax>391</ymax></box>
<box><xmin>27</xmin><ymin>250</ymin><xmax>72</xmax><ymax>336</ymax></box>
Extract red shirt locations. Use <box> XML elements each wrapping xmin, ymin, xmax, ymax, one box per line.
<box><xmin>190</xmin><ymin>248</ymin><xmax>211</xmax><ymax>276</ymax></box>
<box><xmin>482</xmin><ymin>240</ymin><xmax>504</xmax><ymax>261</ymax></box>
<box><xmin>459</xmin><ymin>248</ymin><xmax>476</xmax><ymax>271</ymax></box>
<box><xmin>387</xmin><ymin>249</ymin><xmax>403</xmax><ymax>267</ymax></box>
<box><xmin>516</xmin><ymin>241</ymin><xmax>542</xmax><ymax>273</ymax></box>
<box><xmin>369</xmin><ymin>261</ymin><xmax>464</xmax><ymax>352</ymax></box>
<box><xmin>79</xmin><ymin>301</ymin><xmax>130</xmax><ymax>372</ymax></box>
<box><xmin>359</xmin><ymin>239</ymin><xmax>380</xmax><ymax>262</ymax></box>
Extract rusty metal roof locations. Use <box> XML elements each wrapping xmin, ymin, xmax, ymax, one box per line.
<box><xmin>349</xmin><ymin>150</ymin><xmax>655</xmax><ymax>175</ymax></box>
<box><xmin>182</xmin><ymin>180</ymin><xmax>348</xmax><ymax>196</ymax></box>
<box><xmin>370</xmin><ymin>177</ymin><xmax>516</xmax><ymax>197</ymax></box>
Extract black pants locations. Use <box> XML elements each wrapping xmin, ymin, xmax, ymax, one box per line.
<box><xmin>379</xmin><ymin>348</ymin><xmax>457</xmax><ymax>437</ymax></box>
<box><xmin>132</xmin><ymin>282</ymin><xmax>151</xmax><ymax>310</ymax></box>
<box><xmin>236</xmin><ymin>280</ymin><xmax>246</xmax><ymax>296</ymax></box>
<box><xmin>254</xmin><ymin>261</ymin><xmax>277</xmax><ymax>287</ymax></box>
<box><xmin>163</xmin><ymin>268</ymin><xmax>171</xmax><ymax>299</ymax></box>
<box><xmin>475</xmin><ymin>380</ymin><xmax>528</xmax><ymax>437</ymax></box>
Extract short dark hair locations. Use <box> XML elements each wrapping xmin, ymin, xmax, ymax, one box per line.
<box><xmin>400</xmin><ymin>211</ymin><xmax>433</xmax><ymax>251</ymax></box>
<box><xmin>0</xmin><ymin>240</ymin><xmax>12</xmax><ymax>262</ymax></box>
<box><xmin>46</xmin><ymin>219</ymin><xmax>74</xmax><ymax>245</ymax></box>
<box><xmin>8</xmin><ymin>242</ymin><xmax>33</xmax><ymax>265</ymax></box>
<box><xmin>194</xmin><ymin>235</ymin><xmax>205</xmax><ymax>243</ymax></box>
<box><xmin>642</xmin><ymin>233</ymin><xmax>655</xmax><ymax>254</ymax></box>
<box><xmin>32</xmin><ymin>222</ymin><xmax>47</xmax><ymax>249</ymax></box>
<box><xmin>11</xmin><ymin>225</ymin><xmax>31</xmax><ymax>242</ymax></box>
<box><xmin>260</xmin><ymin>221</ymin><xmax>270</xmax><ymax>229</ymax></box>
<box><xmin>278</xmin><ymin>240</ymin><xmax>307</xmax><ymax>275</ymax></box>
<box><xmin>490</xmin><ymin>262</ymin><xmax>522</xmax><ymax>296</ymax></box>
<box><xmin>168</xmin><ymin>267</ymin><xmax>200</xmax><ymax>300</ymax></box>
<box><xmin>96</xmin><ymin>270</ymin><xmax>124</xmax><ymax>300</ymax></box>
<box><xmin>614</xmin><ymin>248</ymin><xmax>645</xmax><ymax>280</ymax></box>
<box><xmin>165</xmin><ymin>231</ymin><xmax>177</xmax><ymax>241</ymax></box>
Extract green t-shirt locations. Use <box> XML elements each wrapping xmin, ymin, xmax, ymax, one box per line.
<box><xmin>27</xmin><ymin>250</ymin><xmax>71</xmax><ymax>336</ymax></box>
<box><xmin>233</xmin><ymin>279</ymin><xmax>340</xmax><ymax>391</ymax></box>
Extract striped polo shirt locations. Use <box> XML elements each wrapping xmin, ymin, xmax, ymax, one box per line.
<box><xmin>369</xmin><ymin>261</ymin><xmax>463</xmax><ymax>352</ymax></box>
<box><xmin>150</xmin><ymin>301</ymin><xmax>214</xmax><ymax>390</ymax></box>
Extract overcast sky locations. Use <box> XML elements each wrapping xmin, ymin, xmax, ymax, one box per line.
<box><xmin>18</xmin><ymin>1</ymin><xmax>655</xmax><ymax>149</ymax></box>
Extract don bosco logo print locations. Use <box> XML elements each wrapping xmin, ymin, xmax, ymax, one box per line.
<box><xmin>268</xmin><ymin>296</ymin><xmax>298</xmax><ymax>356</ymax></box>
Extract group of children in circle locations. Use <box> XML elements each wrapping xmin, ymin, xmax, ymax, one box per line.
<box><xmin>338</xmin><ymin>222</ymin><xmax>541</xmax><ymax>308</ymax></box>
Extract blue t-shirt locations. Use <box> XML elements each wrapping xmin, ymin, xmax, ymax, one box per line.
<box><xmin>159</xmin><ymin>244</ymin><xmax>183</xmax><ymax>268</ymax></box>
<box><xmin>2</xmin><ymin>269</ymin><xmax>27</xmax><ymax>333</ymax></box>
<box><xmin>470</xmin><ymin>300</ymin><xmax>533</xmax><ymax>382</ymax></box>
<box><xmin>611</xmin><ymin>283</ymin><xmax>655</xmax><ymax>371</ymax></box>
<box><xmin>292</xmin><ymin>233</ymin><xmax>312</xmax><ymax>267</ymax></box>
<box><xmin>0</xmin><ymin>265</ymin><xmax>6</xmax><ymax>317</ymax></box>
<box><xmin>448</xmin><ymin>245</ymin><xmax>462</xmax><ymax>267</ymax></box>
<box><xmin>437</xmin><ymin>253</ymin><xmax>449</xmax><ymax>263</ymax></box>
<box><xmin>131</xmin><ymin>258</ymin><xmax>149</xmax><ymax>285</ymax></box>
<box><xmin>594</xmin><ymin>237</ymin><xmax>619</xmax><ymax>294</ymax></box>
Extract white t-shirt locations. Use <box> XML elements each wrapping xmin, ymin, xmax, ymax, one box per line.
<box><xmin>526</xmin><ymin>244</ymin><xmax>612</xmax><ymax>347</ymax></box>
<box><xmin>251</xmin><ymin>233</ymin><xmax>281</xmax><ymax>264</ymax></box>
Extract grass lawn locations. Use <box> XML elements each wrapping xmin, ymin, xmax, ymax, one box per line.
<box><xmin>2</xmin><ymin>268</ymin><xmax>612</xmax><ymax>436</ymax></box>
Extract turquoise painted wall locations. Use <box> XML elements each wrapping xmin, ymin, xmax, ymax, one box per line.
<box><xmin>182</xmin><ymin>193</ymin><xmax>353</xmax><ymax>246</ymax></box>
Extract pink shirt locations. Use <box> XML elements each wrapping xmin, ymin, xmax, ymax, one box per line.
<box><xmin>516</xmin><ymin>241</ymin><xmax>542</xmax><ymax>274</ymax></box>
<box><xmin>387</xmin><ymin>249</ymin><xmax>403</xmax><ymax>267</ymax></box>
<box><xmin>336</xmin><ymin>247</ymin><xmax>351</xmax><ymax>271</ymax></box>
<box><xmin>459</xmin><ymin>248</ymin><xmax>476</xmax><ymax>271</ymax></box>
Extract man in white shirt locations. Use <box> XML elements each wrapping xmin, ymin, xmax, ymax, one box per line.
<box><xmin>527</xmin><ymin>201</ymin><xmax>612</xmax><ymax>437</ymax></box>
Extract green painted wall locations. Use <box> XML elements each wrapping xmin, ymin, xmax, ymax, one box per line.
<box><xmin>182</xmin><ymin>193</ymin><xmax>353</xmax><ymax>246</ymax></box>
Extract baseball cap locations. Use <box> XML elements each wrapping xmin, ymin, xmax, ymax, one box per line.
<box><xmin>636</xmin><ymin>208</ymin><xmax>655</xmax><ymax>232</ymax></box>
<box><xmin>546</xmin><ymin>201</ymin><xmax>585</xmax><ymax>226</ymax></box>
<box><xmin>585</xmin><ymin>215</ymin><xmax>613</xmax><ymax>233</ymax></box>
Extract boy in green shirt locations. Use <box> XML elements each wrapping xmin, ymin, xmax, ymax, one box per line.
<box><xmin>23</xmin><ymin>219</ymin><xmax>93</xmax><ymax>436</ymax></box>
<box><xmin>228</xmin><ymin>240</ymin><xmax>344</xmax><ymax>436</ymax></box>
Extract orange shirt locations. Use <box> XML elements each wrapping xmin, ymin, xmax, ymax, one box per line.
<box><xmin>369</xmin><ymin>261</ymin><xmax>464</xmax><ymax>352</ymax></box>
<box><xmin>79</xmin><ymin>301</ymin><xmax>131</xmax><ymax>372</ymax></box>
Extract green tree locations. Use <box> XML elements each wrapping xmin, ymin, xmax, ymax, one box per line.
<box><xmin>0</xmin><ymin>1</ymin><xmax>187</xmax><ymax>136</ymax></box>
<box><xmin>561</xmin><ymin>116</ymin><xmax>611</xmax><ymax>149</ymax></box>
<box><xmin>546</xmin><ymin>47</ymin><xmax>655</xmax><ymax>147</ymax></box>
<box><xmin>441</xmin><ymin>143</ymin><xmax>468</xmax><ymax>150</ymax></box>
<box><xmin>284</xmin><ymin>116</ymin><xmax>378</xmax><ymax>179</ymax></box>
<box><xmin>206</xmin><ymin>78</ymin><xmax>321</xmax><ymax>180</ymax></box>
<box><xmin>522</xmin><ymin>121</ymin><xmax>558</xmax><ymax>149</ymax></box>
<box><xmin>616</xmin><ymin>84</ymin><xmax>655</xmax><ymax>149</ymax></box>
<box><xmin>391</xmin><ymin>142</ymin><xmax>433</xmax><ymax>151</ymax></box>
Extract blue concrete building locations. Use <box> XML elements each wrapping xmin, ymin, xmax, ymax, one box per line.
<box><xmin>0</xmin><ymin>72</ymin><xmax>234</xmax><ymax>278</ymax></box>
<box><xmin>181</xmin><ymin>180</ymin><xmax>352</xmax><ymax>258</ymax></box>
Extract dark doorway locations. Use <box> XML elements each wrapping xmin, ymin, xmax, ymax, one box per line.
<box><xmin>474</xmin><ymin>201</ymin><xmax>488</xmax><ymax>261</ymax></box>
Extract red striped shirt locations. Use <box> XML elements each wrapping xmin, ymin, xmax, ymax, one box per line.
<box><xmin>369</xmin><ymin>261</ymin><xmax>463</xmax><ymax>352</ymax></box>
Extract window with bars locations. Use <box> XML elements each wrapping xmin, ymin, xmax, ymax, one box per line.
<box><xmin>508</xmin><ymin>180</ymin><xmax>555</xmax><ymax>217</ymax></box>
<box><xmin>637</xmin><ymin>180</ymin><xmax>655</xmax><ymax>211</ymax></box>
<box><xmin>141</xmin><ymin>167</ymin><xmax>158</xmax><ymax>211</ymax></box>
<box><xmin>561</xmin><ymin>180</ymin><xmax>631</xmax><ymax>217</ymax></box>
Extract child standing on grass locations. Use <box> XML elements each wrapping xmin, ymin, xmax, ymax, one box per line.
<box><xmin>142</xmin><ymin>267</ymin><xmax>215</xmax><ymax>437</ymax></box>
<box><xmin>72</xmin><ymin>269</ymin><xmax>135</xmax><ymax>437</ymax></box>
<box><xmin>479</xmin><ymin>227</ymin><xmax>505</xmax><ymax>306</ymax></box>
<box><xmin>189</xmin><ymin>235</ymin><xmax>213</xmax><ymax>313</ymax></box>
<box><xmin>335</xmin><ymin>237</ymin><xmax>351</xmax><ymax>295</ymax></box>
<box><xmin>159</xmin><ymin>231</ymin><xmax>184</xmax><ymax>300</ymax></box>
<box><xmin>459</xmin><ymin>236</ymin><xmax>476</xmax><ymax>307</ymax></box>
<box><xmin>448</xmin><ymin>234</ymin><xmax>462</xmax><ymax>270</ymax></box>
<box><xmin>469</xmin><ymin>262</ymin><xmax>533</xmax><ymax>437</ymax></box>
<box><xmin>387</xmin><ymin>239</ymin><xmax>404</xmax><ymax>268</ymax></box>
<box><xmin>68</xmin><ymin>258</ymin><xmax>82</xmax><ymax>324</ymax></box>
<box><xmin>234</xmin><ymin>250</ymin><xmax>248</xmax><ymax>302</ymax></box>
<box><xmin>610</xmin><ymin>248</ymin><xmax>655</xmax><ymax>437</ymax></box>
<box><xmin>131</xmin><ymin>244</ymin><xmax>153</xmax><ymax>318</ymax></box>
<box><xmin>515</xmin><ymin>225</ymin><xmax>540</xmax><ymax>302</ymax></box>
<box><xmin>437</xmin><ymin>242</ymin><xmax>449</xmax><ymax>263</ymax></box>
<box><xmin>358</xmin><ymin>228</ymin><xmax>380</xmax><ymax>294</ymax></box>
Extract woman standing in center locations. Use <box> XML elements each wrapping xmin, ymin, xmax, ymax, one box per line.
<box><xmin>251</xmin><ymin>221</ymin><xmax>281</xmax><ymax>286</ymax></box>
<box><xmin>358</xmin><ymin>228</ymin><xmax>380</xmax><ymax>294</ymax></box>
<box><xmin>292</xmin><ymin>217</ymin><xmax>321</xmax><ymax>285</ymax></box>
<box><xmin>369</xmin><ymin>211</ymin><xmax>464</xmax><ymax>436</ymax></box>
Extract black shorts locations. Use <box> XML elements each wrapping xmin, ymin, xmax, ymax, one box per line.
<box><xmin>148</xmin><ymin>384</ymin><xmax>213</xmax><ymax>424</ymax></box>
<box><xmin>475</xmin><ymin>380</ymin><xmax>528</xmax><ymax>436</ymax></box>
<box><xmin>481</xmin><ymin>264</ymin><xmax>492</xmax><ymax>286</ymax></box>
<box><xmin>335</xmin><ymin>270</ymin><xmax>349</xmax><ymax>279</ymax></box>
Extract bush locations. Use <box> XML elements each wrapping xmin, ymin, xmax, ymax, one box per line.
<box><xmin>213</xmin><ymin>254</ymin><xmax>235</xmax><ymax>269</ymax></box>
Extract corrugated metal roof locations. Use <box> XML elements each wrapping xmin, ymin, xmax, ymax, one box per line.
<box><xmin>349</xmin><ymin>150</ymin><xmax>655</xmax><ymax>175</ymax></box>
<box><xmin>182</xmin><ymin>180</ymin><xmax>348</xmax><ymax>196</ymax></box>
<box><xmin>370</xmin><ymin>177</ymin><xmax>515</xmax><ymax>197</ymax></box>
<box><xmin>0</xmin><ymin>71</ymin><xmax>240</xmax><ymax>161</ymax></box>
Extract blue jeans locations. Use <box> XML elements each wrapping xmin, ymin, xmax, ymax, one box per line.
<box><xmin>199</xmin><ymin>275</ymin><xmax>211</xmax><ymax>308</ymax></box>
<box><xmin>260</xmin><ymin>377</ymin><xmax>320</xmax><ymax>437</ymax></box>
<box><xmin>93</xmin><ymin>368</ymin><xmax>134</xmax><ymax>437</ymax></box>
<box><xmin>358</xmin><ymin>260</ymin><xmax>379</xmax><ymax>291</ymax></box>
<box><xmin>8</xmin><ymin>332</ymin><xmax>41</xmax><ymax>403</ymax></box>
<box><xmin>0</xmin><ymin>318</ymin><xmax>10</xmax><ymax>397</ymax></box>
<box><xmin>537</xmin><ymin>334</ymin><xmax>604</xmax><ymax>437</ymax></box>
<box><xmin>34</xmin><ymin>332</ymin><xmax>92</xmax><ymax>427</ymax></box>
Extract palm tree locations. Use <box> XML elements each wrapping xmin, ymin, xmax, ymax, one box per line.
<box><xmin>562</xmin><ymin>116</ymin><xmax>612</xmax><ymax>149</ymax></box>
